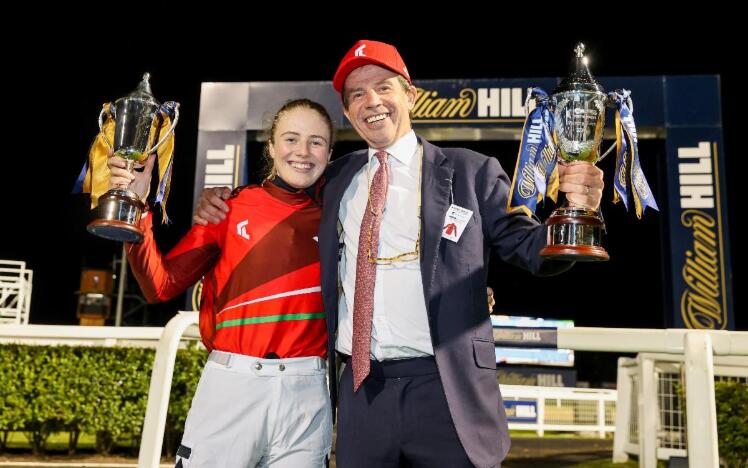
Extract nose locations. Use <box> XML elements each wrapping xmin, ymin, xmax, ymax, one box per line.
<box><xmin>363</xmin><ymin>88</ymin><xmax>383</xmax><ymax>108</ymax></box>
<box><xmin>295</xmin><ymin>139</ymin><xmax>312</xmax><ymax>158</ymax></box>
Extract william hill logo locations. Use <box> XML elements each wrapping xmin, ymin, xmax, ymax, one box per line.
<box><xmin>413</xmin><ymin>87</ymin><xmax>526</xmax><ymax>121</ymax></box>
<box><xmin>676</xmin><ymin>142</ymin><xmax>726</xmax><ymax>330</ymax></box>
<box><xmin>680</xmin><ymin>209</ymin><xmax>725</xmax><ymax>329</ymax></box>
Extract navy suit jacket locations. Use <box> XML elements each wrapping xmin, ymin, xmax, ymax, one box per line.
<box><xmin>319</xmin><ymin>137</ymin><xmax>571</xmax><ymax>468</ymax></box>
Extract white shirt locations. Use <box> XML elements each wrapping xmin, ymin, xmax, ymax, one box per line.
<box><xmin>336</xmin><ymin>131</ymin><xmax>433</xmax><ymax>359</ymax></box>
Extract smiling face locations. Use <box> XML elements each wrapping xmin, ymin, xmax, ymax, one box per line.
<box><xmin>342</xmin><ymin>64</ymin><xmax>417</xmax><ymax>150</ymax></box>
<box><xmin>267</xmin><ymin>106</ymin><xmax>332</xmax><ymax>189</ymax></box>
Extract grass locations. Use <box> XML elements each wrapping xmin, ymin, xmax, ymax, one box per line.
<box><xmin>5</xmin><ymin>431</ymin><xmax>665</xmax><ymax>467</ymax></box>
<box><xmin>5</xmin><ymin>432</ymin><xmax>138</xmax><ymax>451</ymax></box>
<box><xmin>569</xmin><ymin>460</ymin><xmax>636</xmax><ymax>467</ymax></box>
<box><xmin>569</xmin><ymin>460</ymin><xmax>666</xmax><ymax>468</ymax></box>
<box><xmin>509</xmin><ymin>430</ymin><xmax>613</xmax><ymax>439</ymax></box>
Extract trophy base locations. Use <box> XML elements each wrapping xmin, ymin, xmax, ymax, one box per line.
<box><xmin>87</xmin><ymin>189</ymin><xmax>145</xmax><ymax>243</ymax></box>
<box><xmin>540</xmin><ymin>206</ymin><xmax>609</xmax><ymax>262</ymax></box>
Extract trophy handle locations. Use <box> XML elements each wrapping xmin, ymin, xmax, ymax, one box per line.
<box><xmin>97</xmin><ymin>105</ymin><xmax>114</xmax><ymax>152</ymax></box>
<box><xmin>597</xmin><ymin>141</ymin><xmax>617</xmax><ymax>163</ymax></box>
<box><xmin>148</xmin><ymin>103</ymin><xmax>180</xmax><ymax>154</ymax></box>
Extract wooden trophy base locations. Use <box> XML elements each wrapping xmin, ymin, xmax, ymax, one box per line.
<box><xmin>540</xmin><ymin>206</ymin><xmax>609</xmax><ymax>262</ymax></box>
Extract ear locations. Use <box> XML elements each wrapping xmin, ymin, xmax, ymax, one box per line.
<box><xmin>267</xmin><ymin>141</ymin><xmax>275</xmax><ymax>159</ymax></box>
<box><xmin>406</xmin><ymin>85</ymin><xmax>418</xmax><ymax>110</ymax></box>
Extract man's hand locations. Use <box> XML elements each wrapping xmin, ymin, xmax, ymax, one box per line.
<box><xmin>557</xmin><ymin>161</ymin><xmax>604</xmax><ymax>210</ymax></box>
<box><xmin>193</xmin><ymin>187</ymin><xmax>231</xmax><ymax>225</ymax></box>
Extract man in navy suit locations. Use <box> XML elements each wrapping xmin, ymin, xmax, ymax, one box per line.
<box><xmin>195</xmin><ymin>40</ymin><xmax>604</xmax><ymax>468</ymax></box>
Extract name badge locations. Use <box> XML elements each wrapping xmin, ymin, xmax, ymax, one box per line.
<box><xmin>442</xmin><ymin>204</ymin><xmax>473</xmax><ymax>243</ymax></box>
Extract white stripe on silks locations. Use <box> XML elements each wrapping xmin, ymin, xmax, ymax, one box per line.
<box><xmin>217</xmin><ymin>286</ymin><xmax>322</xmax><ymax>315</ymax></box>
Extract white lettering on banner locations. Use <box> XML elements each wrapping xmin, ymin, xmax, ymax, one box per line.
<box><xmin>205</xmin><ymin>145</ymin><xmax>235</xmax><ymax>188</ymax></box>
<box><xmin>477</xmin><ymin>87</ymin><xmax>525</xmax><ymax>117</ymax></box>
<box><xmin>678</xmin><ymin>142</ymin><xmax>714</xmax><ymax>208</ymax></box>
<box><xmin>527</xmin><ymin>118</ymin><xmax>543</xmax><ymax>145</ymax></box>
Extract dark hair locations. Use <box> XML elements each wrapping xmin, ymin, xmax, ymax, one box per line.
<box><xmin>263</xmin><ymin>99</ymin><xmax>335</xmax><ymax>178</ymax></box>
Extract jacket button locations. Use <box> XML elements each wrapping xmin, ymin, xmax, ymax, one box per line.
<box><xmin>255</xmin><ymin>362</ymin><xmax>263</xmax><ymax>370</ymax></box>
<box><xmin>279</xmin><ymin>364</ymin><xmax>286</xmax><ymax>371</ymax></box>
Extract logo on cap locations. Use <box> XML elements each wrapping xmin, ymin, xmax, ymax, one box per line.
<box><xmin>332</xmin><ymin>39</ymin><xmax>412</xmax><ymax>93</ymax></box>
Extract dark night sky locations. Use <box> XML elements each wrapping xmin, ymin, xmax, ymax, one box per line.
<box><xmin>3</xmin><ymin>15</ymin><xmax>742</xmax><ymax>366</ymax></box>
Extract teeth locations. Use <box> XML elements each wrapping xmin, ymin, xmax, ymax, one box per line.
<box><xmin>290</xmin><ymin>162</ymin><xmax>313</xmax><ymax>170</ymax></box>
<box><xmin>366</xmin><ymin>113</ymin><xmax>388</xmax><ymax>123</ymax></box>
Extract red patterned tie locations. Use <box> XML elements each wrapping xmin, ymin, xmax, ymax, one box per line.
<box><xmin>352</xmin><ymin>151</ymin><xmax>389</xmax><ymax>391</ymax></box>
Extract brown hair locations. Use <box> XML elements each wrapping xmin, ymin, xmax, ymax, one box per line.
<box><xmin>263</xmin><ymin>99</ymin><xmax>335</xmax><ymax>179</ymax></box>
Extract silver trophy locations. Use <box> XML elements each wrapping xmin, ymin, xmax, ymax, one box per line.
<box><xmin>540</xmin><ymin>44</ymin><xmax>614</xmax><ymax>261</ymax></box>
<box><xmin>87</xmin><ymin>73</ymin><xmax>179</xmax><ymax>243</ymax></box>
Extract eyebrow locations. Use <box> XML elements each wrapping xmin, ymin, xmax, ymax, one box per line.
<box><xmin>346</xmin><ymin>78</ymin><xmax>396</xmax><ymax>95</ymax></box>
<box><xmin>279</xmin><ymin>131</ymin><xmax>329</xmax><ymax>144</ymax></box>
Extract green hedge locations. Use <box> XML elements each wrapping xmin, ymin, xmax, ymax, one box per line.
<box><xmin>0</xmin><ymin>343</ymin><xmax>206</xmax><ymax>455</ymax></box>
<box><xmin>715</xmin><ymin>381</ymin><xmax>748</xmax><ymax>468</ymax></box>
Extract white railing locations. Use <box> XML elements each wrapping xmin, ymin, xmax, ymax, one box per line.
<box><xmin>501</xmin><ymin>384</ymin><xmax>616</xmax><ymax>438</ymax></box>
<box><xmin>556</xmin><ymin>328</ymin><xmax>748</xmax><ymax>468</ymax></box>
<box><xmin>139</xmin><ymin>312</ymin><xmax>200</xmax><ymax>468</ymax></box>
<box><xmin>0</xmin><ymin>322</ymin><xmax>200</xmax><ymax>347</ymax></box>
<box><xmin>137</xmin><ymin>321</ymin><xmax>748</xmax><ymax>468</ymax></box>
<box><xmin>0</xmin><ymin>260</ymin><xmax>33</xmax><ymax>325</ymax></box>
<box><xmin>613</xmin><ymin>353</ymin><xmax>748</xmax><ymax>466</ymax></box>
<box><xmin>2</xmin><ymin>316</ymin><xmax>746</xmax><ymax>468</ymax></box>
<box><xmin>0</xmin><ymin>317</ymin><xmax>201</xmax><ymax>468</ymax></box>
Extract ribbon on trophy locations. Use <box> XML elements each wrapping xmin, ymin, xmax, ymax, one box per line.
<box><xmin>508</xmin><ymin>88</ymin><xmax>559</xmax><ymax>216</ymax></box>
<box><xmin>73</xmin><ymin>101</ymin><xmax>177</xmax><ymax>222</ymax></box>
<box><xmin>609</xmin><ymin>90</ymin><xmax>658</xmax><ymax>218</ymax></box>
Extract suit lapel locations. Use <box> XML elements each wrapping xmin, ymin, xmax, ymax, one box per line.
<box><xmin>319</xmin><ymin>151</ymin><xmax>368</xmax><ymax>333</ymax></box>
<box><xmin>419</xmin><ymin>138</ymin><xmax>453</xmax><ymax>311</ymax></box>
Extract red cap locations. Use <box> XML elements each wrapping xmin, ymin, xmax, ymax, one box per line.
<box><xmin>332</xmin><ymin>39</ymin><xmax>412</xmax><ymax>93</ymax></box>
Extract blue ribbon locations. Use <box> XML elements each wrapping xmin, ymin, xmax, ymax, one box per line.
<box><xmin>155</xmin><ymin>157</ymin><xmax>173</xmax><ymax>204</ymax></box>
<box><xmin>72</xmin><ymin>159</ymin><xmax>89</xmax><ymax>194</ymax></box>
<box><xmin>609</xmin><ymin>90</ymin><xmax>659</xmax><ymax>217</ymax></box>
<box><xmin>509</xmin><ymin>88</ymin><xmax>556</xmax><ymax>215</ymax></box>
<box><xmin>153</xmin><ymin>101</ymin><xmax>178</xmax><ymax>206</ymax></box>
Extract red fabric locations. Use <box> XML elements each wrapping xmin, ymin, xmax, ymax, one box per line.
<box><xmin>127</xmin><ymin>181</ymin><xmax>327</xmax><ymax>358</ymax></box>
<box><xmin>333</xmin><ymin>39</ymin><xmax>412</xmax><ymax>93</ymax></box>
<box><xmin>351</xmin><ymin>151</ymin><xmax>389</xmax><ymax>391</ymax></box>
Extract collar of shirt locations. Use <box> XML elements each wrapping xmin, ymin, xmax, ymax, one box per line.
<box><xmin>367</xmin><ymin>130</ymin><xmax>417</xmax><ymax>169</ymax></box>
<box><xmin>262</xmin><ymin>176</ymin><xmax>324</xmax><ymax>205</ymax></box>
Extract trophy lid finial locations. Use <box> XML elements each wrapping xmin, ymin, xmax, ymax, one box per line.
<box><xmin>136</xmin><ymin>72</ymin><xmax>153</xmax><ymax>96</ymax></box>
<box><xmin>124</xmin><ymin>72</ymin><xmax>159</xmax><ymax>106</ymax></box>
<box><xmin>575</xmin><ymin>43</ymin><xmax>585</xmax><ymax>58</ymax></box>
<box><xmin>554</xmin><ymin>42</ymin><xmax>604</xmax><ymax>95</ymax></box>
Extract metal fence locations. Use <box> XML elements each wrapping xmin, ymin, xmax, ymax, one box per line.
<box><xmin>0</xmin><ymin>260</ymin><xmax>33</xmax><ymax>325</ymax></box>
<box><xmin>614</xmin><ymin>353</ymin><xmax>748</xmax><ymax>465</ymax></box>
<box><xmin>501</xmin><ymin>384</ymin><xmax>617</xmax><ymax>437</ymax></box>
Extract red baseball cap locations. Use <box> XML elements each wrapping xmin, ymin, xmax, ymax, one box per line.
<box><xmin>332</xmin><ymin>39</ymin><xmax>412</xmax><ymax>93</ymax></box>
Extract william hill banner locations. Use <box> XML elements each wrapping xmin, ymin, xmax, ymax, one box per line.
<box><xmin>408</xmin><ymin>79</ymin><xmax>556</xmax><ymax>124</ymax></box>
<box><xmin>664</xmin><ymin>77</ymin><xmax>733</xmax><ymax>329</ymax></box>
<box><xmin>666</xmin><ymin>133</ymin><xmax>732</xmax><ymax>329</ymax></box>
